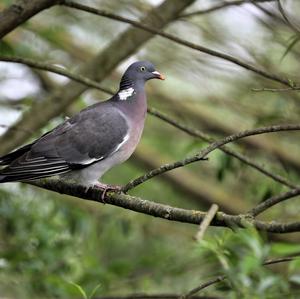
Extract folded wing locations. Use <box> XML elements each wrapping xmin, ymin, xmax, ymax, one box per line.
<box><xmin>0</xmin><ymin>104</ymin><xmax>129</xmax><ymax>182</ymax></box>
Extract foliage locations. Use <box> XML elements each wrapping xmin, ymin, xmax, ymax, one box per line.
<box><xmin>0</xmin><ymin>185</ymin><xmax>202</xmax><ymax>298</ymax></box>
<box><xmin>195</xmin><ymin>227</ymin><xmax>297</xmax><ymax>298</ymax></box>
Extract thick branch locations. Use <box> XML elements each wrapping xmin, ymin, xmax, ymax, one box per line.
<box><xmin>61</xmin><ymin>1</ymin><xmax>295</xmax><ymax>88</ymax></box>
<box><xmin>0</xmin><ymin>0</ymin><xmax>59</xmax><ymax>39</ymax></box>
<box><xmin>31</xmin><ymin>179</ymin><xmax>300</xmax><ymax>233</ymax></box>
<box><xmin>123</xmin><ymin>124</ymin><xmax>300</xmax><ymax>191</ymax></box>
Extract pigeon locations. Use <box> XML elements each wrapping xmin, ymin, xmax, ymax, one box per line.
<box><xmin>0</xmin><ymin>61</ymin><xmax>165</xmax><ymax>196</ymax></box>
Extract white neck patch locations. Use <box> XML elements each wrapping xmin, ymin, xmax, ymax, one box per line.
<box><xmin>118</xmin><ymin>87</ymin><xmax>135</xmax><ymax>101</ymax></box>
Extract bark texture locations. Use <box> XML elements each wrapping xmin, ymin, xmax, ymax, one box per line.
<box><xmin>0</xmin><ymin>0</ymin><xmax>59</xmax><ymax>39</ymax></box>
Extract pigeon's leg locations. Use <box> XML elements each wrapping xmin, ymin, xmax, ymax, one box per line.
<box><xmin>93</xmin><ymin>182</ymin><xmax>122</xmax><ymax>203</ymax></box>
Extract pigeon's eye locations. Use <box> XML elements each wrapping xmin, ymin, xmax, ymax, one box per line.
<box><xmin>140</xmin><ymin>66</ymin><xmax>146</xmax><ymax>72</ymax></box>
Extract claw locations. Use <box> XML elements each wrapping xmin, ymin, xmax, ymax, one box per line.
<box><xmin>93</xmin><ymin>182</ymin><xmax>122</xmax><ymax>203</ymax></box>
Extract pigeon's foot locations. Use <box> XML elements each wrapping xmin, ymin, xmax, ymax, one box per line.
<box><xmin>93</xmin><ymin>182</ymin><xmax>122</xmax><ymax>203</ymax></box>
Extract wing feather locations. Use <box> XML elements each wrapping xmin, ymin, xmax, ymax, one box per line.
<box><xmin>0</xmin><ymin>103</ymin><xmax>130</xmax><ymax>182</ymax></box>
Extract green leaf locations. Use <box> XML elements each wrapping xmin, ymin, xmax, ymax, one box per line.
<box><xmin>88</xmin><ymin>283</ymin><xmax>102</xmax><ymax>299</ymax></box>
<box><xmin>68</xmin><ymin>282</ymin><xmax>88</xmax><ymax>299</ymax></box>
<box><xmin>280</xmin><ymin>34</ymin><xmax>300</xmax><ymax>62</ymax></box>
<box><xmin>271</xmin><ymin>242</ymin><xmax>300</xmax><ymax>256</ymax></box>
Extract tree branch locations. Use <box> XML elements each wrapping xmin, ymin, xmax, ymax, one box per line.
<box><xmin>277</xmin><ymin>0</ymin><xmax>300</xmax><ymax>35</ymax></box>
<box><xmin>183</xmin><ymin>276</ymin><xmax>225</xmax><ymax>298</ymax></box>
<box><xmin>94</xmin><ymin>295</ymin><xmax>219</xmax><ymax>299</ymax></box>
<box><xmin>183</xmin><ymin>255</ymin><xmax>300</xmax><ymax>297</ymax></box>
<box><xmin>148</xmin><ymin>107</ymin><xmax>298</xmax><ymax>189</ymax></box>
<box><xmin>0</xmin><ymin>0</ymin><xmax>60</xmax><ymax>39</ymax></box>
<box><xmin>123</xmin><ymin>124</ymin><xmax>300</xmax><ymax>192</ymax></box>
<box><xmin>60</xmin><ymin>0</ymin><xmax>295</xmax><ymax>88</ymax></box>
<box><xmin>195</xmin><ymin>204</ymin><xmax>219</xmax><ymax>241</ymax></box>
<box><xmin>30</xmin><ymin>179</ymin><xmax>300</xmax><ymax>233</ymax></box>
<box><xmin>252</xmin><ymin>87</ymin><xmax>300</xmax><ymax>92</ymax></box>
<box><xmin>0</xmin><ymin>55</ymin><xmax>111</xmax><ymax>93</ymax></box>
<box><xmin>248</xmin><ymin>188</ymin><xmax>300</xmax><ymax>216</ymax></box>
<box><xmin>180</xmin><ymin>0</ymin><xmax>275</xmax><ymax>18</ymax></box>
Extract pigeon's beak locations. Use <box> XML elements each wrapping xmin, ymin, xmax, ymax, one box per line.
<box><xmin>152</xmin><ymin>70</ymin><xmax>165</xmax><ymax>80</ymax></box>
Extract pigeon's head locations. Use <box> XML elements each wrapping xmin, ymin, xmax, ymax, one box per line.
<box><xmin>123</xmin><ymin>61</ymin><xmax>165</xmax><ymax>83</ymax></box>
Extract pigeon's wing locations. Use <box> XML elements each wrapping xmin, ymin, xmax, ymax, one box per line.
<box><xmin>0</xmin><ymin>104</ymin><xmax>129</xmax><ymax>182</ymax></box>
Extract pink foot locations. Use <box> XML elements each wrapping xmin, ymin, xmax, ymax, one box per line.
<box><xmin>93</xmin><ymin>182</ymin><xmax>122</xmax><ymax>203</ymax></box>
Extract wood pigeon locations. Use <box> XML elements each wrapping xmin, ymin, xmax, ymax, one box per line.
<box><xmin>0</xmin><ymin>61</ymin><xmax>165</xmax><ymax>195</ymax></box>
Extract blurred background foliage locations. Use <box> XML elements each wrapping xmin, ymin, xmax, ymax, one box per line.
<box><xmin>0</xmin><ymin>0</ymin><xmax>300</xmax><ymax>298</ymax></box>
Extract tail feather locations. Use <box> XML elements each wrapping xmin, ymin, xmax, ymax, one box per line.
<box><xmin>0</xmin><ymin>143</ymin><xmax>33</xmax><ymax>166</ymax></box>
<box><xmin>0</xmin><ymin>143</ymin><xmax>34</xmax><ymax>182</ymax></box>
<box><xmin>0</xmin><ymin>174</ymin><xmax>8</xmax><ymax>183</ymax></box>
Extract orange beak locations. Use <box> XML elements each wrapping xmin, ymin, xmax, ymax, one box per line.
<box><xmin>152</xmin><ymin>71</ymin><xmax>165</xmax><ymax>80</ymax></box>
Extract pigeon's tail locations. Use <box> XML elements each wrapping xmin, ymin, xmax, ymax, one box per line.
<box><xmin>0</xmin><ymin>159</ymin><xmax>8</xmax><ymax>182</ymax></box>
<box><xmin>0</xmin><ymin>143</ymin><xmax>33</xmax><ymax>166</ymax></box>
<box><xmin>0</xmin><ymin>174</ymin><xmax>8</xmax><ymax>183</ymax></box>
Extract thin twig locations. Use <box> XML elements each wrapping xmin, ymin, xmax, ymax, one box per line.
<box><xmin>254</xmin><ymin>1</ymin><xmax>284</xmax><ymax>25</ymax></box>
<box><xmin>181</xmin><ymin>0</ymin><xmax>275</xmax><ymax>18</ymax></box>
<box><xmin>0</xmin><ymin>55</ymin><xmax>112</xmax><ymax>94</ymax></box>
<box><xmin>263</xmin><ymin>256</ymin><xmax>296</xmax><ymax>265</ymax></box>
<box><xmin>252</xmin><ymin>87</ymin><xmax>300</xmax><ymax>92</ymax></box>
<box><xmin>148</xmin><ymin>108</ymin><xmax>298</xmax><ymax>189</ymax></box>
<box><xmin>277</xmin><ymin>0</ymin><xmax>300</xmax><ymax>35</ymax></box>
<box><xmin>61</xmin><ymin>0</ymin><xmax>295</xmax><ymax>88</ymax></box>
<box><xmin>248</xmin><ymin>188</ymin><xmax>300</xmax><ymax>216</ymax></box>
<box><xmin>195</xmin><ymin>204</ymin><xmax>219</xmax><ymax>241</ymax></box>
<box><xmin>94</xmin><ymin>295</ymin><xmax>219</xmax><ymax>299</ymax></box>
<box><xmin>123</xmin><ymin>124</ymin><xmax>300</xmax><ymax>192</ymax></box>
<box><xmin>183</xmin><ymin>276</ymin><xmax>226</xmax><ymax>298</ymax></box>
<box><xmin>183</xmin><ymin>255</ymin><xmax>300</xmax><ymax>297</ymax></box>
